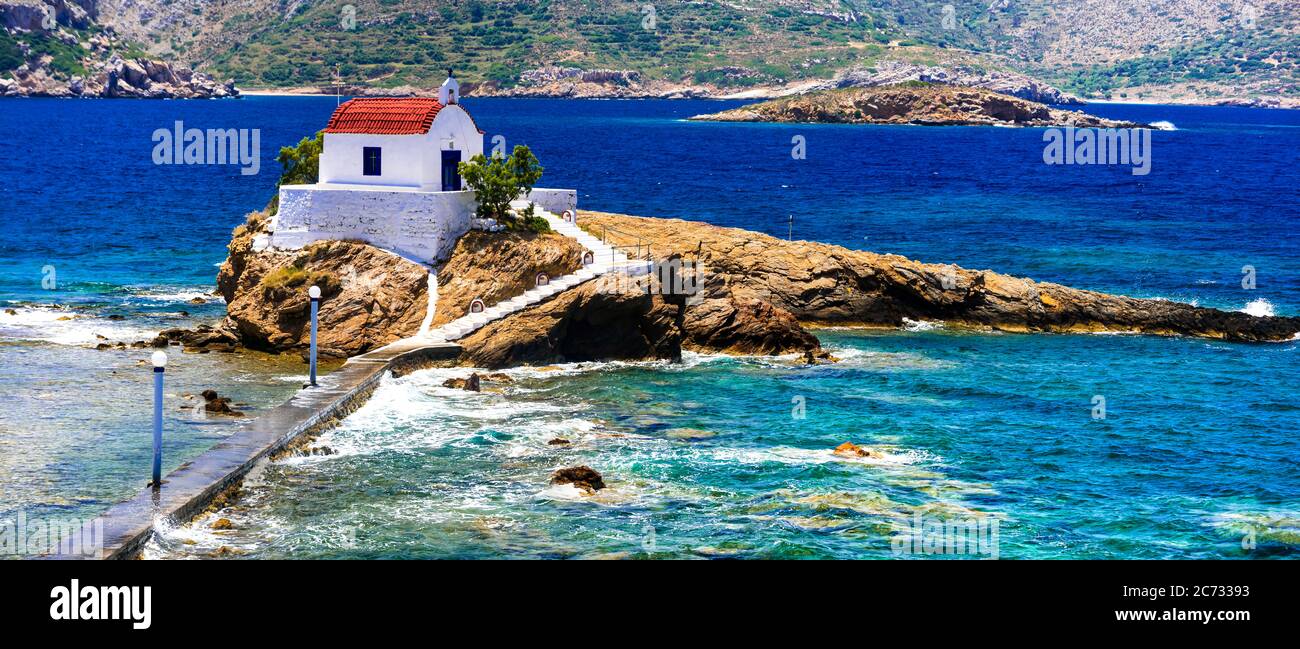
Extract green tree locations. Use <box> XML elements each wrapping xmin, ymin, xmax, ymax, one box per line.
<box><xmin>459</xmin><ymin>145</ymin><xmax>547</xmax><ymax>231</ymax></box>
<box><xmin>267</xmin><ymin>131</ymin><xmax>323</xmax><ymax>214</ymax></box>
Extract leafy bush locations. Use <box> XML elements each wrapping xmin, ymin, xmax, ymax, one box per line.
<box><xmin>267</xmin><ymin>131</ymin><xmax>323</xmax><ymax>214</ymax></box>
<box><xmin>459</xmin><ymin>145</ymin><xmax>544</xmax><ymax>226</ymax></box>
<box><xmin>0</xmin><ymin>31</ymin><xmax>23</xmax><ymax>72</ymax></box>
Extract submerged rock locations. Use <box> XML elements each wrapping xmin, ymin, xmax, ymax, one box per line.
<box><xmin>551</xmin><ymin>466</ymin><xmax>606</xmax><ymax>494</ymax></box>
<box><xmin>665</xmin><ymin>428</ymin><xmax>716</xmax><ymax>440</ymax></box>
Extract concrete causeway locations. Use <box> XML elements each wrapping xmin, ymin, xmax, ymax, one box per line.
<box><xmin>48</xmin><ymin>340</ymin><xmax>461</xmax><ymax>560</ymax></box>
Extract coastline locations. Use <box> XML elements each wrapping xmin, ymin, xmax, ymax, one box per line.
<box><xmin>234</xmin><ymin>84</ymin><xmax>1297</xmax><ymax>109</ymax></box>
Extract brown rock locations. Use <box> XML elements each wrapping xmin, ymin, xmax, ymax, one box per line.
<box><xmin>551</xmin><ymin>465</ymin><xmax>605</xmax><ymax>494</ymax></box>
<box><xmin>211</xmin><ymin>518</ymin><xmax>234</xmax><ymax>530</ymax></box>
<box><xmin>217</xmin><ymin>220</ymin><xmax>430</xmax><ymax>355</ymax></box>
<box><xmin>431</xmin><ymin>231</ymin><xmax>585</xmax><ymax>327</ymax></box>
<box><xmin>442</xmin><ymin>373</ymin><xmax>482</xmax><ymax>391</ymax></box>
<box><xmin>683</xmin><ymin>294</ymin><xmax>820</xmax><ymax>356</ymax></box>
<box><xmin>832</xmin><ymin>442</ymin><xmax>883</xmax><ymax>459</ymax></box>
<box><xmin>579</xmin><ymin>211</ymin><xmax>1300</xmax><ymax>343</ymax></box>
<box><xmin>200</xmin><ymin>390</ymin><xmax>244</xmax><ymax>417</ymax></box>
<box><xmin>459</xmin><ymin>282</ymin><xmax>683</xmax><ymax>368</ymax></box>
<box><xmin>547</xmin><ymin>438</ymin><xmax>571</xmax><ymax>446</ymax></box>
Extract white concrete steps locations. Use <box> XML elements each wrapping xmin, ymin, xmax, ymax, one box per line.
<box><xmin>418</xmin><ymin>203</ymin><xmax>640</xmax><ymax>343</ymax></box>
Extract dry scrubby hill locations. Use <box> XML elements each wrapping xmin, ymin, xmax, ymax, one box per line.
<box><xmin>73</xmin><ymin>0</ymin><xmax>1297</xmax><ymax>104</ymax></box>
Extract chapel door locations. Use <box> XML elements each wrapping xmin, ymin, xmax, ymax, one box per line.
<box><xmin>441</xmin><ymin>150</ymin><xmax>462</xmax><ymax>191</ymax></box>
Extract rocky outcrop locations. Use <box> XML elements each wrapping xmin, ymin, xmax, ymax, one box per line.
<box><xmin>433</xmin><ymin>231</ymin><xmax>585</xmax><ymax>327</ymax></box>
<box><xmin>1</xmin><ymin>52</ymin><xmax>238</xmax><ymax>98</ymax></box>
<box><xmin>690</xmin><ymin>84</ymin><xmax>1147</xmax><ymax>128</ymax></box>
<box><xmin>204</xmin><ymin>206</ymin><xmax>1297</xmax><ymax>369</ymax></box>
<box><xmin>580</xmin><ymin>212</ymin><xmax>1300</xmax><ymax>343</ymax></box>
<box><xmin>215</xmin><ymin>212</ymin><xmax>429</xmax><ymax>356</ymax></box>
<box><xmin>814</xmin><ymin>62</ymin><xmax>1083</xmax><ymax>105</ymax></box>
<box><xmin>457</xmin><ymin>281</ymin><xmax>685</xmax><ymax>368</ymax></box>
<box><xmin>0</xmin><ymin>8</ymin><xmax>237</xmax><ymax>99</ymax></box>
<box><xmin>453</xmin><ymin>253</ymin><xmax>826</xmax><ymax>368</ymax></box>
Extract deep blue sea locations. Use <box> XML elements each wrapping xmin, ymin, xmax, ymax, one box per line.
<box><xmin>1</xmin><ymin>97</ymin><xmax>1297</xmax><ymax>558</ymax></box>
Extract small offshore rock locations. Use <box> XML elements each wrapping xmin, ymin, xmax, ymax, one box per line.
<box><xmin>547</xmin><ymin>438</ymin><xmax>571</xmax><ymax>446</ymax></box>
<box><xmin>551</xmin><ymin>465</ymin><xmax>606</xmax><ymax>494</ymax></box>
<box><xmin>201</xmin><ymin>390</ymin><xmax>244</xmax><ymax>416</ymax></box>
<box><xmin>211</xmin><ymin>518</ymin><xmax>234</xmax><ymax>530</ymax></box>
<box><xmin>832</xmin><ymin>442</ymin><xmax>883</xmax><ymax>459</ymax></box>
<box><xmin>443</xmin><ymin>373</ymin><xmax>482</xmax><ymax>391</ymax></box>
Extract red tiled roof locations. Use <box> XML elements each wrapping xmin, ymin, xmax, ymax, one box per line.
<box><xmin>324</xmin><ymin>98</ymin><xmax>444</xmax><ymax>135</ymax></box>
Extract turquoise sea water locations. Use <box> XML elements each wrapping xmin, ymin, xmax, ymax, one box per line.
<box><xmin>1</xmin><ymin>97</ymin><xmax>1297</xmax><ymax>558</ymax></box>
<box><xmin>149</xmin><ymin>330</ymin><xmax>1299</xmax><ymax>559</ymax></box>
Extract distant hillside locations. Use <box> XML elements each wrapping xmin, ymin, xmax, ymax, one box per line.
<box><xmin>17</xmin><ymin>0</ymin><xmax>1299</xmax><ymax>105</ymax></box>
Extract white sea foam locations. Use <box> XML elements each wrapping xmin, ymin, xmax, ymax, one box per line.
<box><xmin>0</xmin><ymin>306</ymin><xmax>157</xmax><ymax>346</ymax></box>
<box><xmin>1239</xmin><ymin>298</ymin><xmax>1275</xmax><ymax>317</ymax></box>
<box><xmin>1149</xmin><ymin>120</ymin><xmax>1177</xmax><ymax>131</ymax></box>
<box><xmin>129</xmin><ymin>287</ymin><xmax>218</xmax><ymax>303</ymax></box>
<box><xmin>902</xmin><ymin>318</ymin><xmax>942</xmax><ymax>332</ymax></box>
<box><xmin>711</xmin><ymin>445</ymin><xmax>934</xmax><ymax>467</ymax></box>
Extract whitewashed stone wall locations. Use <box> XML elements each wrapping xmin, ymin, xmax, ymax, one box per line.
<box><xmin>272</xmin><ymin>186</ymin><xmax>475</xmax><ymax>264</ymax></box>
<box><xmin>525</xmin><ymin>188</ymin><xmax>578</xmax><ymax>217</ymax></box>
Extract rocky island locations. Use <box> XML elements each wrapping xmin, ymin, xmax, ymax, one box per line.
<box><xmin>171</xmin><ymin>207</ymin><xmax>1300</xmax><ymax>370</ymax></box>
<box><xmin>689</xmin><ymin>84</ymin><xmax>1149</xmax><ymax>128</ymax></box>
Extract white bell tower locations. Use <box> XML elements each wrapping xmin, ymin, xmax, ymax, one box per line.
<box><xmin>439</xmin><ymin>69</ymin><xmax>459</xmax><ymax>105</ymax></box>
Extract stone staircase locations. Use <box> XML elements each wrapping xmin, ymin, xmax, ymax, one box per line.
<box><xmin>420</xmin><ymin>204</ymin><xmax>643</xmax><ymax>343</ymax></box>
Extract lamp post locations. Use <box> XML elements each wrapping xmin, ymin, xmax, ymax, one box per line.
<box><xmin>308</xmin><ymin>285</ymin><xmax>321</xmax><ymax>387</ymax></box>
<box><xmin>151</xmin><ymin>351</ymin><xmax>166</xmax><ymax>488</ymax></box>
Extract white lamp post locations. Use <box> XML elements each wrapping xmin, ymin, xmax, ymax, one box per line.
<box><xmin>308</xmin><ymin>285</ymin><xmax>321</xmax><ymax>387</ymax></box>
<box><xmin>150</xmin><ymin>351</ymin><xmax>167</xmax><ymax>487</ymax></box>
